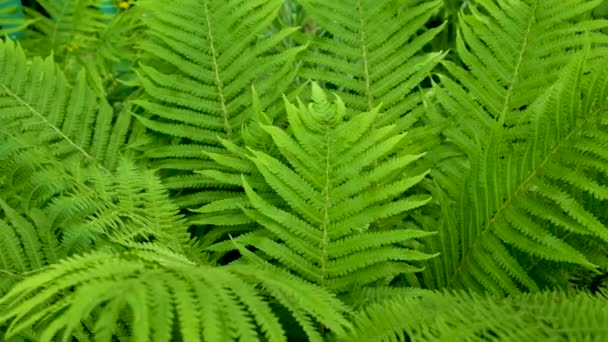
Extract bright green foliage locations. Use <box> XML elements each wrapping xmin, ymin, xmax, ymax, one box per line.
<box><xmin>188</xmin><ymin>101</ymin><xmax>282</xmax><ymax>252</ymax></box>
<box><xmin>134</xmin><ymin>0</ymin><xmax>305</xmax><ymax>208</ymax></box>
<box><xmin>295</xmin><ymin>0</ymin><xmax>445</xmax><ymax>129</ymax></box>
<box><xmin>0</xmin><ymin>157</ymin><xmax>192</xmax><ymax>294</ymax></box>
<box><xmin>0</xmin><ymin>38</ymin><xmax>132</xmax><ymax>171</ymax></box>
<box><xmin>0</xmin><ymin>0</ymin><xmax>141</xmax><ymax>95</ymax></box>
<box><xmin>0</xmin><ymin>245</ymin><xmax>352</xmax><ymax>342</ymax></box>
<box><xmin>421</xmin><ymin>0</ymin><xmax>608</xmax><ymax>294</ymax></box>
<box><xmin>0</xmin><ymin>38</ymin><xmax>189</xmax><ymax>292</ymax></box>
<box><xmin>0</xmin><ymin>200</ymin><xmax>61</xmax><ymax>295</ymax></box>
<box><xmin>346</xmin><ymin>289</ymin><xmax>608</xmax><ymax>341</ymax></box>
<box><xmin>1</xmin><ymin>0</ymin><xmax>608</xmax><ymax>341</ymax></box>
<box><xmin>204</xmin><ymin>84</ymin><xmax>438</xmax><ymax>292</ymax></box>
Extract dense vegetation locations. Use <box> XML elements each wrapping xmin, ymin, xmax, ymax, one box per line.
<box><xmin>1</xmin><ymin>0</ymin><xmax>608</xmax><ymax>341</ymax></box>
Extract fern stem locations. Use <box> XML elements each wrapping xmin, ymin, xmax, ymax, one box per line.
<box><xmin>320</xmin><ymin>130</ymin><xmax>332</xmax><ymax>287</ymax></box>
<box><xmin>49</xmin><ymin>0</ymin><xmax>71</xmax><ymax>54</ymax></box>
<box><xmin>202</xmin><ymin>0</ymin><xmax>233</xmax><ymax>139</ymax></box>
<box><xmin>356</xmin><ymin>0</ymin><xmax>373</xmax><ymax>111</ymax></box>
<box><xmin>0</xmin><ymin>269</ymin><xmax>25</xmax><ymax>279</ymax></box>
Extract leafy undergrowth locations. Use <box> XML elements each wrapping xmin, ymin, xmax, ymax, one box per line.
<box><xmin>1</xmin><ymin>0</ymin><xmax>608</xmax><ymax>341</ymax></box>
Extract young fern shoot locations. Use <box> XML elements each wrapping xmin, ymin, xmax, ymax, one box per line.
<box><xmin>202</xmin><ymin>83</ymin><xmax>438</xmax><ymax>292</ymax></box>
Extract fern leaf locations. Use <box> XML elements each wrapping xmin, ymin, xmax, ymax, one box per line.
<box><xmin>204</xmin><ymin>83</ymin><xmax>438</xmax><ymax>292</ymax></box>
<box><xmin>346</xmin><ymin>289</ymin><xmax>608</xmax><ymax>341</ymax></box>
<box><xmin>134</xmin><ymin>0</ymin><xmax>304</xmax><ymax>208</ymax></box>
<box><xmin>423</xmin><ymin>0</ymin><xmax>608</xmax><ymax>295</ymax></box>
<box><xmin>0</xmin><ymin>246</ymin><xmax>352</xmax><ymax>342</ymax></box>
<box><xmin>294</xmin><ymin>0</ymin><xmax>446</xmax><ymax>130</ymax></box>
<box><xmin>0</xmin><ymin>38</ymin><xmax>189</xmax><ymax>250</ymax></box>
<box><xmin>0</xmin><ymin>39</ymin><xmax>132</xmax><ymax>172</ymax></box>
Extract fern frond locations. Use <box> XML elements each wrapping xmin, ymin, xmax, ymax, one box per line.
<box><xmin>0</xmin><ymin>38</ymin><xmax>133</xmax><ymax>172</ymax></box>
<box><xmin>1</xmin><ymin>37</ymin><xmax>193</xmax><ymax>264</ymax></box>
<box><xmin>186</xmin><ymin>105</ymin><xmax>284</xmax><ymax>253</ymax></box>
<box><xmin>204</xmin><ymin>83</ymin><xmax>438</xmax><ymax>292</ymax></box>
<box><xmin>0</xmin><ymin>245</ymin><xmax>352</xmax><ymax>342</ymax></box>
<box><xmin>134</xmin><ymin>0</ymin><xmax>304</xmax><ymax>208</ymax></box>
<box><xmin>423</xmin><ymin>18</ymin><xmax>608</xmax><ymax>295</ymax></box>
<box><xmin>0</xmin><ymin>209</ymin><xmax>59</xmax><ymax>295</ymax></box>
<box><xmin>345</xmin><ymin>289</ymin><xmax>608</xmax><ymax>341</ymax></box>
<box><xmin>431</xmin><ymin>0</ymin><xmax>608</xmax><ymax>149</ymax></box>
<box><xmin>294</xmin><ymin>0</ymin><xmax>446</xmax><ymax>130</ymax></box>
<box><xmin>51</xmin><ymin>158</ymin><xmax>192</xmax><ymax>253</ymax></box>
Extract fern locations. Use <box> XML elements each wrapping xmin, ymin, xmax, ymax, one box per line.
<box><xmin>294</xmin><ymin>0</ymin><xmax>445</xmax><ymax>129</ymax></box>
<box><xmin>0</xmin><ymin>245</ymin><xmax>352</xmax><ymax>342</ymax></box>
<box><xmin>0</xmin><ymin>38</ymin><xmax>134</xmax><ymax>172</ymax></box>
<box><xmin>2</xmin><ymin>1</ymin><xmax>608</xmax><ymax>340</ymax></box>
<box><xmin>188</xmin><ymin>100</ymin><xmax>286</xmax><ymax>252</ymax></box>
<box><xmin>421</xmin><ymin>0</ymin><xmax>608</xmax><ymax>294</ymax></box>
<box><xmin>133</xmin><ymin>0</ymin><xmax>305</xmax><ymax>208</ymax></box>
<box><xmin>346</xmin><ymin>289</ymin><xmax>608</xmax><ymax>341</ymax></box>
<box><xmin>202</xmin><ymin>83</ymin><xmax>438</xmax><ymax>292</ymax></box>
<box><xmin>0</xmin><ymin>0</ymin><xmax>141</xmax><ymax>95</ymax></box>
<box><xmin>0</xmin><ymin>38</ymin><xmax>191</xmax><ymax>288</ymax></box>
<box><xmin>0</xmin><ymin>201</ymin><xmax>60</xmax><ymax>295</ymax></box>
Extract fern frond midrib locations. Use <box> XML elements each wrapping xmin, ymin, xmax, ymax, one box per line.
<box><xmin>202</xmin><ymin>0</ymin><xmax>232</xmax><ymax>138</ymax></box>
<box><xmin>496</xmin><ymin>0</ymin><xmax>538</xmax><ymax>127</ymax></box>
<box><xmin>0</xmin><ymin>268</ymin><xmax>25</xmax><ymax>281</ymax></box>
<box><xmin>447</xmin><ymin>0</ymin><xmax>539</xmax><ymax>287</ymax></box>
<box><xmin>448</xmin><ymin>103</ymin><xmax>607</xmax><ymax>288</ymax></box>
<box><xmin>320</xmin><ymin>129</ymin><xmax>332</xmax><ymax>287</ymax></box>
<box><xmin>355</xmin><ymin>0</ymin><xmax>372</xmax><ymax>111</ymax></box>
<box><xmin>49</xmin><ymin>1</ymin><xmax>71</xmax><ymax>49</ymax></box>
<box><xmin>0</xmin><ymin>83</ymin><xmax>106</xmax><ymax>173</ymax></box>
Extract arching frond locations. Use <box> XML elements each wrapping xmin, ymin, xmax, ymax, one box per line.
<box><xmin>188</xmin><ymin>105</ymin><xmax>282</xmax><ymax>253</ymax></box>
<box><xmin>0</xmin><ymin>38</ymin><xmax>192</xmax><ymax>289</ymax></box>
<box><xmin>0</xmin><ymin>245</ymin><xmax>352</xmax><ymax>342</ymax></box>
<box><xmin>0</xmin><ymin>148</ymin><xmax>194</xmax><ymax>288</ymax></box>
<box><xmin>421</xmin><ymin>0</ymin><xmax>608</xmax><ymax>294</ymax></box>
<box><xmin>0</xmin><ymin>38</ymin><xmax>134</xmax><ymax>172</ymax></box>
<box><xmin>0</xmin><ymin>203</ymin><xmax>60</xmax><ymax>295</ymax></box>
<box><xmin>431</xmin><ymin>0</ymin><xmax>608</xmax><ymax>149</ymax></box>
<box><xmin>51</xmin><ymin>158</ymin><xmax>192</xmax><ymax>254</ymax></box>
<box><xmin>346</xmin><ymin>289</ymin><xmax>608</xmax><ymax>341</ymax></box>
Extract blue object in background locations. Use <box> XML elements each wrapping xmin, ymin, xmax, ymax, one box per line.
<box><xmin>98</xmin><ymin>0</ymin><xmax>118</xmax><ymax>15</ymax></box>
<box><xmin>0</xmin><ymin>0</ymin><xmax>26</xmax><ymax>39</ymax></box>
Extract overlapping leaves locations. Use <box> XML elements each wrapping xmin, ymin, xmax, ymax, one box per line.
<box><xmin>202</xmin><ymin>83</ymin><xmax>438</xmax><ymax>292</ymax></box>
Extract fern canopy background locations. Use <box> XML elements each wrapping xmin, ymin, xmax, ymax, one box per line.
<box><xmin>1</xmin><ymin>0</ymin><xmax>608</xmax><ymax>341</ymax></box>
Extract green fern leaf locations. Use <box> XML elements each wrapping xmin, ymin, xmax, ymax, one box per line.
<box><xmin>345</xmin><ymin>289</ymin><xmax>608</xmax><ymax>341</ymax></box>
<box><xmin>134</xmin><ymin>0</ymin><xmax>305</xmax><ymax>208</ymax></box>
<box><xmin>294</xmin><ymin>0</ymin><xmax>446</xmax><ymax>130</ymax></box>
<box><xmin>422</xmin><ymin>0</ymin><xmax>608</xmax><ymax>294</ymax></box>
<box><xmin>0</xmin><ymin>245</ymin><xmax>352</xmax><ymax>342</ymax></box>
<box><xmin>204</xmin><ymin>83</ymin><xmax>438</xmax><ymax>292</ymax></box>
<box><xmin>0</xmin><ymin>39</ymin><xmax>133</xmax><ymax>172</ymax></box>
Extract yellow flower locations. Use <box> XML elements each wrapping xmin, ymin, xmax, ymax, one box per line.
<box><xmin>118</xmin><ymin>1</ymin><xmax>130</xmax><ymax>10</ymax></box>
